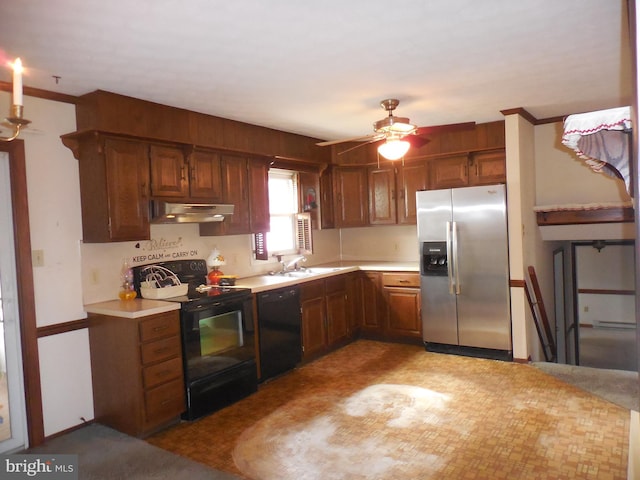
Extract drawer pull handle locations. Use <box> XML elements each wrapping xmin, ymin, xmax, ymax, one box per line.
<box><xmin>152</xmin><ymin>325</ymin><xmax>169</xmax><ymax>332</ymax></box>
<box><xmin>157</xmin><ymin>369</ymin><xmax>172</xmax><ymax>377</ymax></box>
<box><xmin>153</xmin><ymin>347</ymin><xmax>171</xmax><ymax>355</ymax></box>
<box><xmin>399</xmin><ymin>280</ymin><xmax>410</xmax><ymax>283</ymax></box>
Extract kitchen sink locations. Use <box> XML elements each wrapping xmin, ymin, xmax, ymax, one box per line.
<box><xmin>268</xmin><ymin>267</ymin><xmax>347</xmax><ymax>278</ymax></box>
<box><xmin>287</xmin><ymin>267</ymin><xmax>345</xmax><ymax>277</ymax></box>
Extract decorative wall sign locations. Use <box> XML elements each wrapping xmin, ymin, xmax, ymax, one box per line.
<box><xmin>131</xmin><ymin>236</ymin><xmax>200</xmax><ymax>264</ymax></box>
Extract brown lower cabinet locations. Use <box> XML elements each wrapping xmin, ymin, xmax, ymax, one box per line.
<box><xmin>300</xmin><ymin>274</ymin><xmax>355</xmax><ymax>359</ymax></box>
<box><xmin>88</xmin><ymin>310</ymin><xmax>186</xmax><ymax>437</ymax></box>
<box><xmin>359</xmin><ymin>271</ymin><xmax>422</xmax><ymax>342</ymax></box>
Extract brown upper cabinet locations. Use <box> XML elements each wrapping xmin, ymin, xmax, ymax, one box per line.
<box><xmin>298</xmin><ymin>171</ymin><xmax>321</xmax><ymax>229</ymax></box>
<box><xmin>428</xmin><ymin>150</ymin><xmax>506</xmax><ymax>190</ymax></box>
<box><xmin>149</xmin><ymin>144</ymin><xmax>188</xmax><ymax>198</ymax></box>
<box><xmin>61</xmin><ymin>133</ymin><xmax>151</xmax><ymax>242</ymax></box>
<box><xmin>199</xmin><ymin>155</ymin><xmax>270</xmax><ymax>236</ymax></box>
<box><xmin>368</xmin><ymin>161</ymin><xmax>429</xmax><ymax>226</ymax></box>
<box><xmin>319</xmin><ymin>167</ymin><xmax>335</xmax><ymax>229</ymax></box>
<box><xmin>332</xmin><ymin>166</ymin><xmax>369</xmax><ymax>228</ymax></box>
<box><xmin>188</xmin><ymin>149</ymin><xmax>224</xmax><ymax>200</ymax></box>
<box><xmin>149</xmin><ymin>145</ymin><xmax>224</xmax><ymax>201</ymax></box>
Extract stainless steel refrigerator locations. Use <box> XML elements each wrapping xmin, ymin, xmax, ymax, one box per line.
<box><xmin>416</xmin><ymin>184</ymin><xmax>512</xmax><ymax>360</ymax></box>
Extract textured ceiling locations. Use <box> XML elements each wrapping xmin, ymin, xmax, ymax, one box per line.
<box><xmin>0</xmin><ymin>0</ymin><xmax>632</xmax><ymax>142</ymax></box>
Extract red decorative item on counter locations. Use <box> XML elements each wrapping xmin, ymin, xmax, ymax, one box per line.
<box><xmin>207</xmin><ymin>267</ymin><xmax>224</xmax><ymax>285</ymax></box>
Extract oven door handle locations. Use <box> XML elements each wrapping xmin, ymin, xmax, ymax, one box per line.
<box><xmin>184</xmin><ymin>301</ymin><xmax>224</xmax><ymax>313</ymax></box>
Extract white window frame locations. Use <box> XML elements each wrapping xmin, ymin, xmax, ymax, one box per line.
<box><xmin>266</xmin><ymin>169</ymin><xmax>300</xmax><ymax>256</ymax></box>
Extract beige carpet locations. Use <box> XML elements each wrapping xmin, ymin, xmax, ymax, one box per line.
<box><xmin>532</xmin><ymin>361</ymin><xmax>639</xmax><ymax>411</ymax></box>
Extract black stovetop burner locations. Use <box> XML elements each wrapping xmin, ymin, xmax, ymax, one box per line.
<box><xmin>132</xmin><ymin>259</ymin><xmax>251</xmax><ymax>305</ymax></box>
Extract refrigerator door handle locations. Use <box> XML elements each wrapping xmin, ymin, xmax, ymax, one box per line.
<box><xmin>446</xmin><ymin>221</ymin><xmax>454</xmax><ymax>294</ymax></box>
<box><xmin>452</xmin><ymin>221</ymin><xmax>461</xmax><ymax>294</ymax></box>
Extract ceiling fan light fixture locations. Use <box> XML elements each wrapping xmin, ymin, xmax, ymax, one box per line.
<box><xmin>373</xmin><ymin>116</ymin><xmax>417</xmax><ymax>135</ymax></box>
<box><xmin>378</xmin><ymin>138</ymin><xmax>410</xmax><ymax>160</ymax></box>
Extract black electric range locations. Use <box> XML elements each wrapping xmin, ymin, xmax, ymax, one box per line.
<box><xmin>132</xmin><ymin>259</ymin><xmax>257</xmax><ymax>421</ymax></box>
<box><xmin>132</xmin><ymin>259</ymin><xmax>251</xmax><ymax>306</ymax></box>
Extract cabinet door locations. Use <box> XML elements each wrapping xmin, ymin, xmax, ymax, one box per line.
<box><xmin>469</xmin><ymin>150</ymin><xmax>506</xmax><ymax>186</ymax></box>
<box><xmin>220</xmin><ymin>155</ymin><xmax>250</xmax><ymax>234</ymax></box>
<box><xmin>333</xmin><ymin>167</ymin><xmax>368</xmax><ymax>227</ymax></box>
<box><xmin>320</xmin><ymin>167</ymin><xmax>335</xmax><ymax>229</ymax></box>
<box><xmin>298</xmin><ymin>171</ymin><xmax>320</xmax><ymax>229</ymax></box>
<box><xmin>384</xmin><ymin>287</ymin><xmax>422</xmax><ymax>338</ymax></box>
<box><xmin>429</xmin><ymin>155</ymin><xmax>469</xmax><ymax>190</ymax></box>
<box><xmin>397</xmin><ymin>162</ymin><xmax>429</xmax><ymax>224</ymax></box>
<box><xmin>301</xmin><ymin>297</ymin><xmax>327</xmax><ymax>358</ymax></box>
<box><xmin>325</xmin><ymin>276</ymin><xmax>349</xmax><ymax>345</ymax></box>
<box><xmin>247</xmin><ymin>158</ymin><xmax>270</xmax><ymax>233</ymax></box>
<box><xmin>326</xmin><ymin>290</ymin><xmax>348</xmax><ymax>345</ymax></box>
<box><xmin>368</xmin><ymin>166</ymin><xmax>396</xmax><ymax>225</ymax></box>
<box><xmin>104</xmin><ymin>138</ymin><xmax>150</xmax><ymax>241</ymax></box>
<box><xmin>149</xmin><ymin>144</ymin><xmax>188</xmax><ymax>198</ymax></box>
<box><xmin>189</xmin><ymin>149</ymin><xmax>223</xmax><ymax>200</ymax></box>
<box><xmin>301</xmin><ymin>280</ymin><xmax>327</xmax><ymax>358</ymax></box>
<box><xmin>345</xmin><ymin>272</ymin><xmax>361</xmax><ymax>334</ymax></box>
<box><xmin>360</xmin><ymin>272</ymin><xmax>383</xmax><ymax>334</ymax></box>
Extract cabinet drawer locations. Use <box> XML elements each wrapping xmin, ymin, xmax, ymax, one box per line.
<box><xmin>139</xmin><ymin>312</ymin><xmax>180</xmax><ymax>342</ymax></box>
<box><xmin>140</xmin><ymin>335</ymin><xmax>181</xmax><ymax>365</ymax></box>
<box><xmin>143</xmin><ymin>356</ymin><xmax>183</xmax><ymax>389</ymax></box>
<box><xmin>382</xmin><ymin>273</ymin><xmax>420</xmax><ymax>288</ymax></box>
<box><xmin>325</xmin><ymin>275</ymin><xmax>346</xmax><ymax>294</ymax></box>
<box><xmin>300</xmin><ymin>280</ymin><xmax>325</xmax><ymax>301</ymax></box>
<box><xmin>144</xmin><ymin>378</ymin><xmax>185</xmax><ymax>424</ymax></box>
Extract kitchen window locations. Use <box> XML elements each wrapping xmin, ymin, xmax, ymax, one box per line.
<box><xmin>254</xmin><ymin>169</ymin><xmax>312</xmax><ymax>260</ymax></box>
<box><xmin>267</xmin><ymin>169</ymin><xmax>299</xmax><ymax>254</ymax></box>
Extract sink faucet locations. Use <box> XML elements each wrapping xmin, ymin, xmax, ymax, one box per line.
<box><xmin>284</xmin><ymin>255</ymin><xmax>307</xmax><ymax>272</ymax></box>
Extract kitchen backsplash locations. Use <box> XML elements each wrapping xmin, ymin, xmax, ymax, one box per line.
<box><xmin>80</xmin><ymin>223</ymin><xmax>419</xmax><ymax>305</ymax></box>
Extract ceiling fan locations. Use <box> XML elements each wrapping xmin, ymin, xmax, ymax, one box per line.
<box><xmin>316</xmin><ymin>99</ymin><xmax>476</xmax><ymax>160</ymax></box>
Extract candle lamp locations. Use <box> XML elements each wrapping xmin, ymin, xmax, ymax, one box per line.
<box><xmin>2</xmin><ymin>57</ymin><xmax>31</xmax><ymax>142</ymax></box>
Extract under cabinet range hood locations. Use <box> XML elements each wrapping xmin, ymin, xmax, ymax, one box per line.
<box><xmin>151</xmin><ymin>202</ymin><xmax>234</xmax><ymax>224</ymax></box>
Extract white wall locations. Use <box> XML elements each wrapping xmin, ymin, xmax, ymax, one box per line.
<box><xmin>339</xmin><ymin>224</ymin><xmax>419</xmax><ymax>262</ymax></box>
<box><xmin>1</xmin><ymin>91</ymin><xmax>94</xmax><ymax>437</ymax></box>
<box><xmin>575</xmin><ymin>243</ymin><xmax>636</xmax><ymax>327</ymax></box>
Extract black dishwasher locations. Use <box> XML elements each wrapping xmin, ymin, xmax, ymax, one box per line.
<box><xmin>257</xmin><ymin>287</ymin><xmax>302</xmax><ymax>382</ymax></box>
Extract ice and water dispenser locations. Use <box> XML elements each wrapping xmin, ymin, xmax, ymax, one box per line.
<box><xmin>421</xmin><ymin>241</ymin><xmax>448</xmax><ymax>276</ymax></box>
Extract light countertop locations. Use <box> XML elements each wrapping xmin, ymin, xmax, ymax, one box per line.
<box><xmin>84</xmin><ymin>261</ymin><xmax>419</xmax><ymax>316</ymax></box>
<box><xmin>235</xmin><ymin>261</ymin><xmax>419</xmax><ymax>293</ymax></box>
<box><xmin>84</xmin><ymin>298</ymin><xmax>181</xmax><ymax>319</ymax></box>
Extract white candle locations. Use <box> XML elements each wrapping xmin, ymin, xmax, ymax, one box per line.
<box><xmin>12</xmin><ymin>58</ymin><xmax>23</xmax><ymax>106</ymax></box>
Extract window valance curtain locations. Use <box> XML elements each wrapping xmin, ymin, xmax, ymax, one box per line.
<box><xmin>561</xmin><ymin>106</ymin><xmax>632</xmax><ymax>195</ymax></box>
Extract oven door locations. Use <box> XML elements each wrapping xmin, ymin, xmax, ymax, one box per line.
<box><xmin>181</xmin><ymin>295</ymin><xmax>255</xmax><ymax>384</ymax></box>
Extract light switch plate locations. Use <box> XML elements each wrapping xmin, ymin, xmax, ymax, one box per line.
<box><xmin>32</xmin><ymin>249</ymin><xmax>44</xmax><ymax>267</ymax></box>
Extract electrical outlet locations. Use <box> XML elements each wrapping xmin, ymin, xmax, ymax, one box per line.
<box><xmin>90</xmin><ymin>269</ymin><xmax>100</xmax><ymax>285</ymax></box>
<box><xmin>583</xmin><ymin>306</ymin><xmax>589</xmax><ymax>313</ymax></box>
<box><xmin>32</xmin><ymin>249</ymin><xmax>44</xmax><ymax>267</ymax></box>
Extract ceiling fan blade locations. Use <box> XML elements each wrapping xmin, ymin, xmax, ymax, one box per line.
<box><xmin>316</xmin><ymin>133</ymin><xmax>382</xmax><ymax>147</ymax></box>
<box><xmin>337</xmin><ymin>137</ymin><xmax>384</xmax><ymax>155</ymax></box>
<box><xmin>405</xmin><ymin>135</ymin><xmax>431</xmax><ymax>149</ymax></box>
<box><xmin>415</xmin><ymin>121</ymin><xmax>476</xmax><ymax>136</ymax></box>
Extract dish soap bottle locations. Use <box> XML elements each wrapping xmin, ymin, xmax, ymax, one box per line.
<box><xmin>118</xmin><ymin>259</ymin><xmax>137</xmax><ymax>301</ymax></box>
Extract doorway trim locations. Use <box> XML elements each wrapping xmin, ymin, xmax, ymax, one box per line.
<box><xmin>0</xmin><ymin>140</ymin><xmax>44</xmax><ymax>447</ymax></box>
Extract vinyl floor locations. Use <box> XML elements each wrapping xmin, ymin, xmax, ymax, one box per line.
<box><xmin>148</xmin><ymin>339</ymin><xmax>630</xmax><ymax>479</ymax></box>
